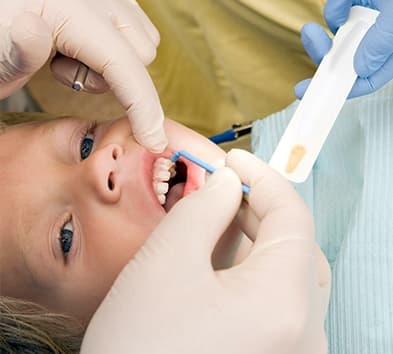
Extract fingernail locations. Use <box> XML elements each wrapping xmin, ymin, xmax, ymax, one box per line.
<box><xmin>140</xmin><ymin>129</ymin><xmax>168</xmax><ymax>153</ymax></box>
<box><xmin>204</xmin><ymin>167</ymin><xmax>228</xmax><ymax>190</ymax></box>
<box><xmin>210</xmin><ymin>158</ymin><xmax>225</xmax><ymax>169</ymax></box>
<box><xmin>204</xmin><ymin>159</ymin><xmax>225</xmax><ymax>187</ymax></box>
<box><xmin>150</xmin><ymin>140</ymin><xmax>168</xmax><ymax>153</ymax></box>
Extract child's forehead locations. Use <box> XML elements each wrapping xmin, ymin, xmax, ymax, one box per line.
<box><xmin>0</xmin><ymin>115</ymin><xmax>91</xmax><ymax>133</ymax></box>
<box><xmin>0</xmin><ymin>121</ymin><xmax>44</xmax><ymax>157</ymax></box>
<box><xmin>0</xmin><ymin>119</ymin><xmax>63</xmax><ymax>183</ymax></box>
<box><xmin>0</xmin><ymin>117</ymin><xmax>90</xmax><ymax>143</ymax></box>
<box><xmin>0</xmin><ymin>118</ymin><xmax>53</xmax><ymax>141</ymax></box>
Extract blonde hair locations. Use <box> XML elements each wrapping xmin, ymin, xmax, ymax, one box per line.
<box><xmin>0</xmin><ymin>296</ymin><xmax>84</xmax><ymax>353</ymax></box>
<box><xmin>0</xmin><ymin>112</ymin><xmax>60</xmax><ymax>130</ymax></box>
<box><xmin>0</xmin><ymin>112</ymin><xmax>85</xmax><ymax>353</ymax></box>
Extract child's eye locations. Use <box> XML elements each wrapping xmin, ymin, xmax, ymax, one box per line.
<box><xmin>79</xmin><ymin>121</ymin><xmax>97</xmax><ymax>160</ymax></box>
<box><xmin>80</xmin><ymin>134</ymin><xmax>94</xmax><ymax>160</ymax></box>
<box><xmin>60</xmin><ymin>221</ymin><xmax>73</xmax><ymax>255</ymax></box>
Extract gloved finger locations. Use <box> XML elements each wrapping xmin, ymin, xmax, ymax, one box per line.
<box><xmin>0</xmin><ymin>12</ymin><xmax>52</xmax><ymax>99</ymax></box>
<box><xmin>101</xmin><ymin>54</ymin><xmax>166</xmax><ymax>153</ymax></box>
<box><xmin>226</xmin><ymin>149</ymin><xmax>313</xmax><ymax>246</ymax></box>
<box><xmin>0</xmin><ymin>76</ymin><xmax>30</xmax><ymax>99</ymax></box>
<box><xmin>235</xmin><ymin>200</ymin><xmax>260</xmax><ymax>242</ymax></box>
<box><xmin>149</xmin><ymin>167</ymin><xmax>242</xmax><ymax>268</ymax></box>
<box><xmin>348</xmin><ymin>53</ymin><xmax>393</xmax><ymax>98</ymax></box>
<box><xmin>314</xmin><ymin>244</ymin><xmax>331</xmax><ymax>289</ymax></box>
<box><xmin>314</xmin><ymin>244</ymin><xmax>331</xmax><ymax>325</ymax></box>
<box><xmin>294</xmin><ymin>57</ymin><xmax>393</xmax><ymax>100</ymax></box>
<box><xmin>293</xmin><ymin>78</ymin><xmax>311</xmax><ymax>99</ymax></box>
<box><xmin>109</xmin><ymin>5</ymin><xmax>158</xmax><ymax>65</ymax></box>
<box><xmin>226</xmin><ymin>149</ymin><xmax>316</xmax><ymax>295</ymax></box>
<box><xmin>295</xmin><ymin>63</ymin><xmax>393</xmax><ymax>100</ymax></box>
<box><xmin>301</xmin><ymin>23</ymin><xmax>332</xmax><ymax>66</ymax></box>
<box><xmin>354</xmin><ymin>9</ymin><xmax>393</xmax><ymax>78</ymax></box>
<box><xmin>324</xmin><ymin>0</ymin><xmax>352</xmax><ymax>34</ymax></box>
<box><xmin>50</xmin><ymin>56</ymin><xmax>109</xmax><ymax>94</ymax></box>
<box><xmin>56</xmin><ymin>12</ymin><xmax>167</xmax><ymax>152</ymax></box>
<box><xmin>130</xmin><ymin>1</ymin><xmax>160</xmax><ymax>47</ymax></box>
<box><xmin>294</xmin><ymin>24</ymin><xmax>331</xmax><ymax>99</ymax></box>
<box><xmin>228</xmin><ymin>150</ymin><xmax>330</xmax><ymax>294</ymax></box>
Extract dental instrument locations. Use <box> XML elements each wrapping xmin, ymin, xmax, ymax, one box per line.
<box><xmin>209</xmin><ymin>122</ymin><xmax>252</xmax><ymax>144</ymax></box>
<box><xmin>171</xmin><ymin>150</ymin><xmax>250</xmax><ymax>194</ymax></box>
<box><xmin>269</xmin><ymin>6</ymin><xmax>379</xmax><ymax>183</ymax></box>
<box><xmin>72</xmin><ymin>63</ymin><xmax>89</xmax><ymax>91</ymax></box>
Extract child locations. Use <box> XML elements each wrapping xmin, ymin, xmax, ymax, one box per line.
<box><xmin>0</xmin><ymin>113</ymin><xmax>241</xmax><ymax>326</ymax></box>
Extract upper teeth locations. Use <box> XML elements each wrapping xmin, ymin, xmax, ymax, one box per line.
<box><xmin>153</xmin><ymin>157</ymin><xmax>177</xmax><ymax>205</ymax></box>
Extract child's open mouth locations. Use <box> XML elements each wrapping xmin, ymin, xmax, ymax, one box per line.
<box><xmin>152</xmin><ymin>156</ymin><xmax>205</xmax><ymax>212</ymax></box>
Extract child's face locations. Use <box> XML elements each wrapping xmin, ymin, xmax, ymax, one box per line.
<box><xmin>0</xmin><ymin>116</ymin><xmax>224</xmax><ymax>323</ymax></box>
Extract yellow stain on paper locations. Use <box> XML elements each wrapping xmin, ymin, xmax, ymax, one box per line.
<box><xmin>285</xmin><ymin>145</ymin><xmax>306</xmax><ymax>173</ymax></box>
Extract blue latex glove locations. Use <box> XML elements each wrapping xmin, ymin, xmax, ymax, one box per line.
<box><xmin>295</xmin><ymin>1</ymin><xmax>393</xmax><ymax>99</ymax></box>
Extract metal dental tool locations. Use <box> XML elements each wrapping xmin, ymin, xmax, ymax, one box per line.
<box><xmin>72</xmin><ymin>63</ymin><xmax>89</xmax><ymax>91</ymax></box>
<box><xmin>171</xmin><ymin>150</ymin><xmax>250</xmax><ymax>194</ymax></box>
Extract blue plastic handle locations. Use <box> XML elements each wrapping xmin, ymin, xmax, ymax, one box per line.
<box><xmin>209</xmin><ymin>129</ymin><xmax>236</xmax><ymax>144</ymax></box>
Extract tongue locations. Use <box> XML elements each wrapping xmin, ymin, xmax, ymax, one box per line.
<box><xmin>164</xmin><ymin>182</ymin><xmax>185</xmax><ymax>212</ymax></box>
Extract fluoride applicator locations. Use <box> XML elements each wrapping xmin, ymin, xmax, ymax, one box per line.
<box><xmin>171</xmin><ymin>150</ymin><xmax>250</xmax><ymax>194</ymax></box>
<box><xmin>269</xmin><ymin>6</ymin><xmax>379</xmax><ymax>183</ymax></box>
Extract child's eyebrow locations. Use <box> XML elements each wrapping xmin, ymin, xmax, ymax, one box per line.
<box><xmin>16</xmin><ymin>202</ymin><xmax>54</xmax><ymax>289</ymax></box>
<box><xmin>43</xmin><ymin>118</ymin><xmax>85</xmax><ymax>162</ymax></box>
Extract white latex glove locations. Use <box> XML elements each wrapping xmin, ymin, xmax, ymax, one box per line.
<box><xmin>0</xmin><ymin>0</ymin><xmax>166</xmax><ymax>152</ymax></box>
<box><xmin>81</xmin><ymin>149</ymin><xmax>331</xmax><ymax>354</ymax></box>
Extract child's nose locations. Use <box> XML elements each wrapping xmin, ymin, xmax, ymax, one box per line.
<box><xmin>83</xmin><ymin>143</ymin><xmax>123</xmax><ymax>204</ymax></box>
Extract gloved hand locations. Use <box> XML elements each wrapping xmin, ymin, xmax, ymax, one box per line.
<box><xmin>295</xmin><ymin>1</ymin><xmax>393</xmax><ymax>99</ymax></box>
<box><xmin>0</xmin><ymin>0</ymin><xmax>166</xmax><ymax>152</ymax></box>
<box><xmin>81</xmin><ymin>149</ymin><xmax>331</xmax><ymax>354</ymax></box>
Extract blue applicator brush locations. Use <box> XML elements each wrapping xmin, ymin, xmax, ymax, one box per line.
<box><xmin>170</xmin><ymin>150</ymin><xmax>250</xmax><ymax>194</ymax></box>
